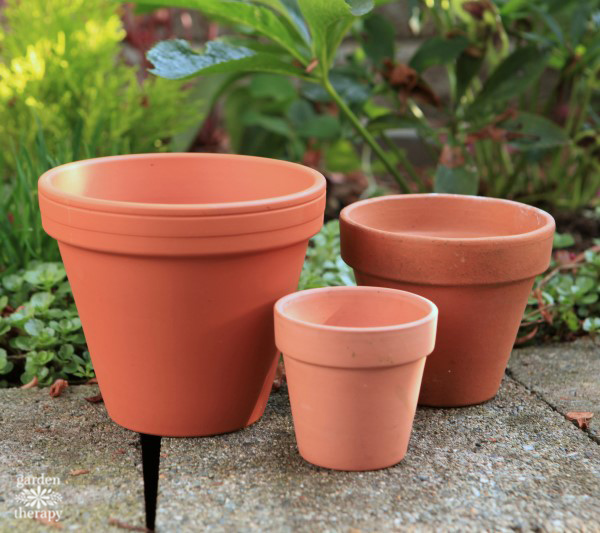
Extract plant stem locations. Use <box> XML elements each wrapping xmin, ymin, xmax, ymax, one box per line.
<box><xmin>322</xmin><ymin>78</ymin><xmax>412</xmax><ymax>193</ymax></box>
<box><xmin>380</xmin><ymin>133</ymin><xmax>426</xmax><ymax>192</ymax></box>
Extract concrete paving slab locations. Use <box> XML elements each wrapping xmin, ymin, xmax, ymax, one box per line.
<box><xmin>0</xmin><ymin>375</ymin><xmax>599</xmax><ymax>532</ymax></box>
<box><xmin>0</xmin><ymin>372</ymin><xmax>600</xmax><ymax>533</ymax></box>
<box><xmin>509</xmin><ymin>337</ymin><xmax>600</xmax><ymax>442</ymax></box>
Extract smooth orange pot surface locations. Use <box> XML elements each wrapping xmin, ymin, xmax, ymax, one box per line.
<box><xmin>340</xmin><ymin>194</ymin><xmax>555</xmax><ymax>407</ymax></box>
<box><xmin>275</xmin><ymin>286</ymin><xmax>438</xmax><ymax>471</ymax></box>
<box><xmin>39</xmin><ymin>153</ymin><xmax>326</xmax><ymax>436</ymax></box>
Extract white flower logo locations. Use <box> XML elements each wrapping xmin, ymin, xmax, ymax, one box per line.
<box><xmin>15</xmin><ymin>486</ymin><xmax>62</xmax><ymax>509</ymax></box>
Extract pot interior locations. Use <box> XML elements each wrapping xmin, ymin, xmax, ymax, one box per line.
<box><xmin>46</xmin><ymin>154</ymin><xmax>320</xmax><ymax>206</ymax></box>
<box><xmin>279</xmin><ymin>288</ymin><xmax>433</xmax><ymax>329</ymax></box>
<box><xmin>346</xmin><ymin>195</ymin><xmax>551</xmax><ymax>239</ymax></box>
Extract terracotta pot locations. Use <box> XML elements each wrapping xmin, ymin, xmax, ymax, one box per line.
<box><xmin>340</xmin><ymin>194</ymin><xmax>555</xmax><ymax>407</ymax></box>
<box><xmin>274</xmin><ymin>286</ymin><xmax>438</xmax><ymax>471</ymax></box>
<box><xmin>39</xmin><ymin>153</ymin><xmax>326</xmax><ymax>436</ymax></box>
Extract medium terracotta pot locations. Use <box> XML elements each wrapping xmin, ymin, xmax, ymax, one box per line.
<box><xmin>274</xmin><ymin>286</ymin><xmax>438</xmax><ymax>471</ymax></box>
<box><xmin>340</xmin><ymin>194</ymin><xmax>555</xmax><ymax>407</ymax></box>
<box><xmin>39</xmin><ymin>153</ymin><xmax>326</xmax><ymax>436</ymax></box>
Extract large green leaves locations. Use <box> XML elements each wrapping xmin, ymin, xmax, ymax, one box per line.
<box><xmin>363</xmin><ymin>13</ymin><xmax>395</xmax><ymax>65</ymax></box>
<box><xmin>455</xmin><ymin>52</ymin><xmax>483</xmax><ymax>104</ymax></box>
<box><xmin>434</xmin><ymin>164</ymin><xmax>479</xmax><ymax>195</ymax></box>
<box><xmin>500</xmin><ymin>112</ymin><xmax>568</xmax><ymax>150</ymax></box>
<box><xmin>467</xmin><ymin>46</ymin><xmax>549</xmax><ymax>117</ymax></box>
<box><xmin>148</xmin><ymin>39</ymin><xmax>307</xmax><ymax>80</ymax></box>
<box><xmin>298</xmin><ymin>0</ymin><xmax>374</xmax><ymax>70</ymax></box>
<box><xmin>251</xmin><ymin>0</ymin><xmax>311</xmax><ymax>43</ymax></box>
<box><xmin>137</xmin><ymin>0</ymin><xmax>308</xmax><ymax>62</ymax></box>
<box><xmin>409</xmin><ymin>35</ymin><xmax>470</xmax><ymax>72</ymax></box>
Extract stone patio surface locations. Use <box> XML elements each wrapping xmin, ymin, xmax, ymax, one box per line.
<box><xmin>0</xmin><ymin>338</ymin><xmax>598</xmax><ymax>532</ymax></box>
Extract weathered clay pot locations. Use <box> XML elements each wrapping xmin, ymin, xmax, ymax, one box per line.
<box><xmin>39</xmin><ymin>153</ymin><xmax>326</xmax><ymax>436</ymax></box>
<box><xmin>275</xmin><ymin>286</ymin><xmax>437</xmax><ymax>470</ymax></box>
<box><xmin>340</xmin><ymin>194</ymin><xmax>554</xmax><ymax>407</ymax></box>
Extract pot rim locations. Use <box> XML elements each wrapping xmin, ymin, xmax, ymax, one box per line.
<box><xmin>38</xmin><ymin>153</ymin><xmax>325</xmax><ymax>217</ymax></box>
<box><xmin>275</xmin><ymin>286</ymin><xmax>438</xmax><ymax>334</ymax></box>
<box><xmin>340</xmin><ymin>193</ymin><xmax>555</xmax><ymax>246</ymax></box>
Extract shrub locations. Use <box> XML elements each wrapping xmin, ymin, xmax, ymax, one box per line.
<box><xmin>0</xmin><ymin>0</ymin><xmax>192</xmax><ymax>173</ymax></box>
<box><xmin>141</xmin><ymin>0</ymin><xmax>600</xmax><ymax>208</ymax></box>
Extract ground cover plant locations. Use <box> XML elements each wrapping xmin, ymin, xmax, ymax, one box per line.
<box><xmin>0</xmin><ymin>262</ymin><xmax>91</xmax><ymax>388</ymax></box>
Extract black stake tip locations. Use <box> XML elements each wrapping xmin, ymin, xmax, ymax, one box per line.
<box><xmin>140</xmin><ymin>433</ymin><xmax>162</xmax><ymax>531</ymax></box>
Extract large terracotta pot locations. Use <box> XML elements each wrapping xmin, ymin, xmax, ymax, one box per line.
<box><xmin>39</xmin><ymin>153</ymin><xmax>326</xmax><ymax>436</ymax></box>
<box><xmin>340</xmin><ymin>194</ymin><xmax>555</xmax><ymax>407</ymax></box>
<box><xmin>275</xmin><ymin>286</ymin><xmax>438</xmax><ymax>471</ymax></box>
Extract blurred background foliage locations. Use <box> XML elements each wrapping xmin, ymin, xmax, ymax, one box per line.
<box><xmin>0</xmin><ymin>0</ymin><xmax>194</xmax><ymax>171</ymax></box>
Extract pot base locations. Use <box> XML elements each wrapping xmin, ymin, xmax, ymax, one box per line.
<box><xmin>298</xmin><ymin>451</ymin><xmax>407</xmax><ymax>472</ymax></box>
<box><xmin>417</xmin><ymin>392</ymin><xmax>497</xmax><ymax>408</ymax></box>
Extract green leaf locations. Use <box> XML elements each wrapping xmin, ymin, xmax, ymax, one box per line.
<box><xmin>532</xmin><ymin>6</ymin><xmax>564</xmax><ymax>46</ymax></box>
<box><xmin>137</xmin><ymin>0</ymin><xmax>307</xmax><ymax>62</ymax></box>
<box><xmin>23</xmin><ymin>263</ymin><xmax>66</xmax><ymax>289</ymax></box>
<box><xmin>346</xmin><ymin>0</ymin><xmax>374</xmax><ymax>15</ymax></box>
<box><xmin>29</xmin><ymin>292</ymin><xmax>55</xmax><ymax>311</ymax></box>
<box><xmin>148</xmin><ymin>39</ymin><xmax>307</xmax><ymax>80</ymax></box>
<box><xmin>0</xmin><ymin>348</ymin><xmax>14</xmax><ymax>375</ymax></box>
<box><xmin>298</xmin><ymin>0</ymin><xmax>370</xmax><ymax>69</ymax></box>
<box><xmin>499</xmin><ymin>112</ymin><xmax>568</xmax><ymax>151</ymax></box>
<box><xmin>56</xmin><ymin>317</ymin><xmax>82</xmax><ymax>334</ymax></box>
<box><xmin>251</xmin><ymin>0</ymin><xmax>311</xmax><ymax>43</ymax></box>
<box><xmin>11</xmin><ymin>336</ymin><xmax>37</xmax><ymax>351</ymax></box>
<box><xmin>467</xmin><ymin>46</ymin><xmax>549</xmax><ymax>117</ymax></box>
<box><xmin>296</xmin><ymin>115</ymin><xmax>341</xmax><ymax>140</ymax></box>
<box><xmin>249</xmin><ymin>74</ymin><xmax>297</xmax><ymax>102</ymax></box>
<box><xmin>2</xmin><ymin>274</ymin><xmax>23</xmax><ymax>292</ymax></box>
<box><xmin>564</xmin><ymin>309</ymin><xmax>580</xmax><ymax>331</ymax></box>
<box><xmin>410</xmin><ymin>36</ymin><xmax>470</xmax><ymax>73</ymax></box>
<box><xmin>0</xmin><ymin>295</ymin><xmax>7</xmax><ymax>311</ymax></box>
<box><xmin>575</xmin><ymin>276</ymin><xmax>595</xmax><ymax>295</ymax></box>
<box><xmin>8</xmin><ymin>306</ymin><xmax>34</xmax><ymax>327</ymax></box>
<box><xmin>569</xmin><ymin>5</ymin><xmax>588</xmax><ymax>47</ymax></box>
<box><xmin>434</xmin><ymin>164</ymin><xmax>479</xmax><ymax>195</ymax></box>
<box><xmin>132</xmin><ymin>3</ymin><xmax>166</xmax><ymax>14</ymax></box>
<box><xmin>301</xmin><ymin>72</ymin><xmax>370</xmax><ymax>104</ymax></box>
<box><xmin>33</xmin><ymin>351</ymin><xmax>55</xmax><ymax>366</ymax></box>
<box><xmin>224</xmin><ymin>86</ymin><xmax>252</xmax><ymax>152</ymax></box>
<box><xmin>242</xmin><ymin>111</ymin><xmax>294</xmax><ymax>137</ymax></box>
<box><xmin>287</xmin><ymin>99</ymin><xmax>316</xmax><ymax>127</ymax></box>
<box><xmin>455</xmin><ymin>52</ymin><xmax>483</xmax><ymax>104</ymax></box>
<box><xmin>24</xmin><ymin>318</ymin><xmax>45</xmax><ymax>337</ymax></box>
<box><xmin>324</xmin><ymin>139</ymin><xmax>361</xmax><ymax>172</ymax></box>
<box><xmin>362</xmin><ymin>13</ymin><xmax>395</xmax><ymax>65</ymax></box>
<box><xmin>553</xmin><ymin>233</ymin><xmax>575</xmax><ymax>249</ymax></box>
<box><xmin>499</xmin><ymin>0</ymin><xmax>529</xmax><ymax>15</ymax></box>
<box><xmin>583</xmin><ymin>317</ymin><xmax>600</xmax><ymax>332</ymax></box>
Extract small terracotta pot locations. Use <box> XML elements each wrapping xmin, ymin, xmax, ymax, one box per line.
<box><xmin>39</xmin><ymin>153</ymin><xmax>326</xmax><ymax>436</ymax></box>
<box><xmin>274</xmin><ymin>286</ymin><xmax>438</xmax><ymax>471</ymax></box>
<box><xmin>340</xmin><ymin>194</ymin><xmax>555</xmax><ymax>407</ymax></box>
